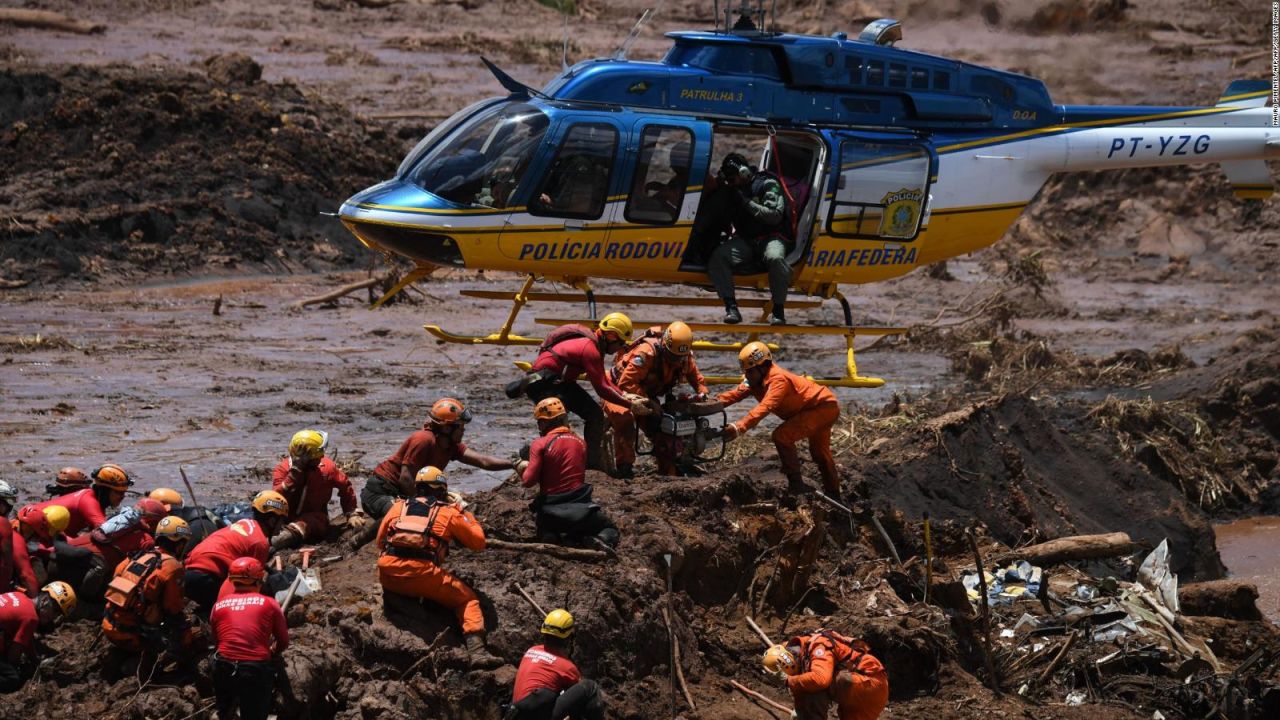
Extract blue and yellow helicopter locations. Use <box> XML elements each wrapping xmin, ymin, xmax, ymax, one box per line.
<box><xmin>339</xmin><ymin>2</ymin><xmax>1278</xmax><ymax>387</ymax></box>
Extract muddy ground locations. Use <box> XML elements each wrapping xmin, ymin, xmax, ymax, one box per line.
<box><xmin>1</xmin><ymin>0</ymin><xmax>1278</xmax><ymax>718</ymax></box>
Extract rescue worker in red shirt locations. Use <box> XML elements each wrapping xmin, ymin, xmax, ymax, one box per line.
<box><xmin>45</xmin><ymin>467</ymin><xmax>90</xmax><ymax>498</ymax></box>
<box><xmin>0</xmin><ymin>483</ymin><xmax>38</xmax><ymax>598</ymax></box>
<box><xmin>376</xmin><ymin>466</ymin><xmax>500</xmax><ymax>668</ymax></box>
<box><xmin>513</xmin><ymin>313</ymin><xmax>650</xmax><ymax>474</ymax></box>
<box><xmin>14</xmin><ymin>505</ymin><xmax>70</xmax><ymax>584</ymax></box>
<box><xmin>31</xmin><ymin>463</ymin><xmax>132</xmax><ymax>536</ymax></box>
<box><xmin>762</xmin><ymin>630</ymin><xmax>889</xmax><ymax>720</ymax></box>
<box><xmin>515</xmin><ymin>399</ymin><xmax>619</xmax><ymax>548</ymax></box>
<box><xmin>147</xmin><ymin>488</ymin><xmax>184</xmax><ymax>513</ymax></box>
<box><xmin>507</xmin><ymin>609</ymin><xmax>605</xmax><ymax>720</ymax></box>
<box><xmin>184</xmin><ymin>491</ymin><xmax>288</xmax><ymax>615</ymax></box>
<box><xmin>0</xmin><ymin>581</ymin><xmax>76</xmax><ymax>692</ymax></box>
<box><xmin>601</xmin><ymin>321</ymin><xmax>709</xmax><ymax>477</ymax></box>
<box><xmin>719</xmin><ymin>342</ymin><xmax>843</xmax><ymax>497</ymax></box>
<box><xmin>362</xmin><ymin>398</ymin><xmax>514</xmax><ymax>521</ymax></box>
<box><xmin>55</xmin><ymin>497</ymin><xmax>167</xmax><ymax>602</ymax></box>
<box><xmin>270</xmin><ymin>429</ymin><xmax>365</xmax><ymax>551</ymax></box>
<box><xmin>209</xmin><ymin>557</ymin><xmax>288</xmax><ymax>720</ymax></box>
<box><xmin>102</xmin><ymin>516</ymin><xmax>193</xmax><ymax>655</ymax></box>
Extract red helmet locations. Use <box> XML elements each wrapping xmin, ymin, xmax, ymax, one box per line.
<box><xmin>228</xmin><ymin>557</ymin><xmax>266</xmax><ymax>587</ymax></box>
<box><xmin>56</xmin><ymin>467</ymin><xmax>90</xmax><ymax>489</ymax></box>
<box><xmin>134</xmin><ymin>498</ymin><xmax>167</xmax><ymax>529</ymax></box>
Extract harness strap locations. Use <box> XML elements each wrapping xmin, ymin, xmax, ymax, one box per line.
<box><xmin>767</xmin><ymin>132</ymin><xmax>799</xmax><ymax>239</ymax></box>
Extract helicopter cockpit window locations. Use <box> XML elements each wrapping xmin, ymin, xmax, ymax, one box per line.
<box><xmin>663</xmin><ymin>43</ymin><xmax>783</xmax><ymax>81</ymax></box>
<box><xmin>865</xmin><ymin>60</ymin><xmax>884</xmax><ymax>86</ymax></box>
<box><xmin>828</xmin><ymin>140</ymin><xmax>930</xmax><ymax>241</ymax></box>
<box><xmin>409</xmin><ymin>102</ymin><xmax>549</xmax><ymax>210</ymax></box>
<box><xmin>625</xmin><ymin>126</ymin><xmax>694</xmax><ymax>225</ymax></box>
<box><xmin>530</xmin><ymin>123</ymin><xmax>618</xmax><ymax>220</ymax></box>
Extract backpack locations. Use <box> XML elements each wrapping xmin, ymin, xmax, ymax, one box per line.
<box><xmin>811</xmin><ymin>628</ymin><xmax>876</xmax><ymax>675</ymax></box>
<box><xmin>385</xmin><ymin>498</ymin><xmax>447</xmax><ymax>561</ymax></box>
<box><xmin>104</xmin><ymin>550</ymin><xmax>165</xmax><ymax>612</ymax></box>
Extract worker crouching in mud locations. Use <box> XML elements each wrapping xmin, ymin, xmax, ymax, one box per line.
<box><xmin>0</xmin><ymin>581</ymin><xmax>76</xmax><ymax>693</ymax></box>
<box><xmin>184</xmin><ymin>490</ymin><xmax>289</xmax><ymax>616</ymax></box>
<box><xmin>505</xmin><ymin>609</ymin><xmax>605</xmax><ymax>720</ymax></box>
<box><xmin>102</xmin><ymin>516</ymin><xmax>197</xmax><ymax>659</ymax></box>
<box><xmin>515</xmin><ymin>398</ymin><xmax>619</xmax><ymax>549</ymax></box>
<box><xmin>376</xmin><ymin>466</ymin><xmax>502</xmax><ymax>668</ymax></box>
<box><xmin>763</xmin><ymin>629</ymin><xmax>889</xmax><ymax>720</ymax></box>
<box><xmin>210</xmin><ymin>557</ymin><xmax>288</xmax><ymax>720</ymax></box>
<box><xmin>270</xmin><ymin>429</ymin><xmax>365</xmax><ymax>551</ymax></box>
<box><xmin>719</xmin><ymin>342</ymin><xmax>843</xmax><ymax>499</ymax></box>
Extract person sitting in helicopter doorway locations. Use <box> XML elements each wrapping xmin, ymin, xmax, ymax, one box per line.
<box><xmin>693</xmin><ymin>152</ymin><xmax>794</xmax><ymax>325</ymax></box>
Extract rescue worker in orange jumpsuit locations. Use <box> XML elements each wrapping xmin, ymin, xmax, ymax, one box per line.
<box><xmin>719</xmin><ymin>342</ymin><xmax>843</xmax><ymax>497</ymax></box>
<box><xmin>45</xmin><ymin>467</ymin><xmax>90</xmax><ymax>498</ymax></box>
<box><xmin>363</xmin><ymin>398</ymin><xmax>514</xmax><ymax>521</ymax></box>
<box><xmin>513</xmin><ymin>313</ymin><xmax>650</xmax><ymax>474</ymax></box>
<box><xmin>376</xmin><ymin>466</ymin><xmax>501</xmax><ymax>668</ymax></box>
<box><xmin>56</xmin><ymin>497</ymin><xmax>167</xmax><ymax>602</ymax></box>
<box><xmin>601</xmin><ymin>321</ymin><xmax>708</xmax><ymax>477</ymax></box>
<box><xmin>102</xmin><ymin>516</ymin><xmax>193</xmax><ymax>656</ymax></box>
<box><xmin>184</xmin><ymin>490</ymin><xmax>288</xmax><ymax>615</ymax></box>
<box><xmin>210</xmin><ymin>557</ymin><xmax>288</xmax><ymax>720</ymax></box>
<box><xmin>0</xmin><ymin>482</ymin><xmax>38</xmax><ymax>599</ymax></box>
<box><xmin>270</xmin><ymin>429</ymin><xmax>365</xmax><ymax>551</ymax></box>
<box><xmin>31</xmin><ymin>463</ymin><xmax>132</xmax><ymax>536</ymax></box>
<box><xmin>13</xmin><ymin>505</ymin><xmax>70</xmax><ymax>586</ymax></box>
<box><xmin>763</xmin><ymin>630</ymin><xmax>889</xmax><ymax>720</ymax></box>
<box><xmin>507</xmin><ymin>609</ymin><xmax>605</xmax><ymax>720</ymax></box>
<box><xmin>516</xmin><ymin>398</ymin><xmax>619</xmax><ymax>548</ymax></box>
<box><xmin>0</xmin><ymin>581</ymin><xmax>75</xmax><ymax>692</ymax></box>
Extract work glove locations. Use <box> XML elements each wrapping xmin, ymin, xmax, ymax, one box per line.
<box><xmin>721</xmin><ymin>424</ymin><xmax>741</xmax><ymax>442</ymax></box>
<box><xmin>345</xmin><ymin>510</ymin><xmax>368</xmax><ymax>530</ymax></box>
<box><xmin>627</xmin><ymin>394</ymin><xmax>653</xmax><ymax>416</ymax></box>
<box><xmin>447</xmin><ymin>491</ymin><xmax>469</xmax><ymax>511</ymax></box>
<box><xmin>514</xmin><ymin>459</ymin><xmax>530</xmax><ymax>476</ymax></box>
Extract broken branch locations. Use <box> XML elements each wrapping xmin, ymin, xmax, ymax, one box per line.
<box><xmin>486</xmin><ymin>539</ymin><xmax>610</xmax><ymax>562</ymax></box>
<box><xmin>294</xmin><ymin>276</ymin><xmax>385</xmax><ymax>308</ymax></box>
<box><xmin>512</xmin><ymin>583</ymin><xmax>548</xmax><ymax>618</ymax></box>
<box><xmin>729</xmin><ymin>680</ymin><xmax>792</xmax><ymax>714</ymax></box>
<box><xmin>662</xmin><ymin>606</ymin><xmax>697</xmax><ymax>711</ymax></box>
<box><xmin>967</xmin><ymin>528</ymin><xmax>1003</xmax><ymax>697</ymax></box>
<box><xmin>0</xmin><ymin>9</ymin><xmax>105</xmax><ymax>34</ymax></box>
<box><xmin>993</xmin><ymin>532</ymin><xmax>1141</xmax><ymax>567</ymax></box>
<box><xmin>745</xmin><ymin>615</ymin><xmax>774</xmax><ymax>648</ymax></box>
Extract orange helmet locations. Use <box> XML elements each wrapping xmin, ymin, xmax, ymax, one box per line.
<box><xmin>429</xmin><ymin>398</ymin><xmax>472</xmax><ymax>426</ymax></box>
<box><xmin>56</xmin><ymin>467</ymin><xmax>90</xmax><ymax>489</ymax></box>
<box><xmin>534</xmin><ymin>397</ymin><xmax>567</xmax><ymax>421</ymax></box>
<box><xmin>228</xmin><ymin>557</ymin><xmax>266</xmax><ymax>587</ymax></box>
<box><xmin>91</xmin><ymin>464</ymin><xmax>133</xmax><ymax>492</ymax></box>
<box><xmin>662</xmin><ymin>321</ymin><xmax>694</xmax><ymax>356</ymax></box>
<box><xmin>149</xmin><ymin>487</ymin><xmax>184</xmax><ymax>510</ymax></box>
<box><xmin>738</xmin><ymin>341</ymin><xmax>772</xmax><ymax>371</ymax></box>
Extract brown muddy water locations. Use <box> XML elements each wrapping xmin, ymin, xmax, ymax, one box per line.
<box><xmin>1215</xmin><ymin>516</ymin><xmax>1280</xmax><ymax>622</ymax></box>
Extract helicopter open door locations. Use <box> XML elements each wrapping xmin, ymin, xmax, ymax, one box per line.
<box><xmin>825</xmin><ymin>135</ymin><xmax>934</xmax><ymax>245</ymax></box>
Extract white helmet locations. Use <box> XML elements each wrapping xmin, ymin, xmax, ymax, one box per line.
<box><xmin>0</xmin><ymin>481</ymin><xmax>16</xmax><ymax>503</ymax></box>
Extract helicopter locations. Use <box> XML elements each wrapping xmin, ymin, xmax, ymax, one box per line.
<box><xmin>338</xmin><ymin>1</ymin><xmax>1278</xmax><ymax>387</ymax></box>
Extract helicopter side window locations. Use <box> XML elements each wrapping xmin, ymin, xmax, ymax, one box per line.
<box><xmin>888</xmin><ymin>63</ymin><xmax>907</xmax><ymax>88</ymax></box>
<box><xmin>625</xmin><ymin>126</ymin><xmax>694</xmax><ymax>225</ymax></box>
<box><xmin>866</xmin><ymin>60</ymin><xmax>884</xmax><ymax>86</ymax></box>
<box><xmin>530</xmin><ymin>123</ymin><xmax>618</xmax><ymax>220</ymax></box>
<box><xmin>844</xmin><ymin>55</ymin><xmax>863</xmax><ymax>84</ymax></box>
<box><xmin>828</xmin><ymin>140</ymin><xmax>930</xmax><ymax>241</ymax></box>
<box><xmin>911</xmin><ymin>68</ymin><xmax>930</xmax><ymax>89</ymax></box>
<box><xmin>934</xmin><ymin>71</ymin><xmax>951</xmax><ymax>91</ymax></box>
<box><xmin>410</xmin><ymin>102</ymin><xmax>549</xmax><ymax>210</ymax></box>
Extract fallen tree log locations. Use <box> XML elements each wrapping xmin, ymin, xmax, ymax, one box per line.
<box><xmin>293</xmin><ymin>276</ymin><xmax>385</xmax><ymax>308</ymax></box>
<box><xmin>485</xmin><ymin>539</ymin><xmax>610</xmax><ymax>562</ymax></box>
<box><xmin>1179</xmin><ymin>580</ymin><xmax>1263</xmax><ymax>621</ymax></box>
<box><xmin>728</xmin><ymin>680</ymin><xmax>791</xmax><ymax>714</ymax></box>
<box><xmin>0</xmin><ymin>9</ymin><xmax>105</xmax><ymax>34</ymax></box>
<box><xmin>993</xmin><ymin>532</ymin><xmax>1141</xmax><ymax>567</ymax></box>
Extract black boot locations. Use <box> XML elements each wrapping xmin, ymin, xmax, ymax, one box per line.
<box><xmin>724</xmin><ymin>303</ymin><xmax>742</xmax><ymax>324</ymax></box>
<box><xmin>770</xmin><ymin>305</ymin><xmax>786</xmax><ymax>326</ymax></box>
<box><xmin>786</xmin><ymin>473</ymin><xmax>811</xmax><ymax>495</ymax></box>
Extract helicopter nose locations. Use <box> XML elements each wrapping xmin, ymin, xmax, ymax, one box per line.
<box><xmin>338</xmin><ymin>181</ymin><xmax>466</xmax><ymax>267</ymax></box>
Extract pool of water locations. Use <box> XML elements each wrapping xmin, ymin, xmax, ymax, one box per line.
<box><xmin>1215</xmin><ymin>516</ymin><xmax>1280</xmax><ymax>622</ymax></box>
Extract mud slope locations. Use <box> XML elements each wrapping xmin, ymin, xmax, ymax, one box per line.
<box><xmin>0</xmin><ymin>63</ymin><xmax>400</xmax><ymax>282</ymax></box>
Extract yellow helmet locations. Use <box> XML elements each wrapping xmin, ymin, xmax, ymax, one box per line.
<box><xmin>251</xmin><ymin>490</ymin><xmax>289</xmax><ymax>517</ymax></box>
<box><xmin>43</xmin><ymin>505</ymin><xmax>71</xmax><ymax>535</ymax></box>
<box><xmin>149</xmin><ymin>488</ymin><xmax>184</xmax><ymax>509</ymax></box>
<box><xmin>597</xmin><ymin>312</ymin><xmax>633</xmax><ymax>343</ymax></box>
<box><xmin>534</xmin><ymin>397</ymin><xmax>567</xmax><ymax>421</ymax></box>
<box><xmin>414</xmin><ymin>466</ymin><xmax>448</xmax><ymax>492</ymax></box>
<box><xmin>763</xmin><ymin>644</ymin><xmax>798</xmax><ymax>676</ymax></box>
<box><xmin>738</xmin><ymin>341</ymin><xmax>772</xmax><ymax>371</ymax></box>
<box><xmin>42</xmin><ymin>581</ymin><xmax>77</xmax><ymax>617</ymax></box>
<box><xmin>92</xmin><ymin>463</ymin><xmax>133</xmax><ymax>492</ymax></box>
<box><xmin>289</xmin><ymin>429</ymin><xmax>329</xmax><ymax>462</ymax></box>
<box><xmin>541</xmin><ymin>608</ymin><xmax>575</xmax><ymax>639</ymax></box>
<box><xmin>154</xmin><ymin>515</ymin><xmax>192</xmax><ymax>541</ymax></box>
<box><xmin>662</xmin><ymin>321</ymin><xmax>694</xmax><ymax>356</ymax></box>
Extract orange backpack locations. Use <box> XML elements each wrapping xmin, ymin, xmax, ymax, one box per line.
<box><xmin>386</xmin><ymin>498</ymin><xmax>446</xmax><ymax>561</ymax></box>
<box><xmin>104</xmin><ymin>551</ymin><xmax>164</xmax><ymax>612</ymax></box>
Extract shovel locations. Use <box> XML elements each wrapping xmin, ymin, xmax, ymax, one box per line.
<box><xmin>300</xmin><ymin>547</ymin><xmax>322</xmax><ymax>592</ymax></box>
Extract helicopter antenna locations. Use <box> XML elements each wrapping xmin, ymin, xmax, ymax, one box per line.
<box><xmin>560</xmin><ymin>1</ymin><xmax>570</xmax><ymax>72</ymax></box>
<box><xmin>612</xmin><ymin>1</ymin><xmax>664</xmax><ymax>61</ymax></box>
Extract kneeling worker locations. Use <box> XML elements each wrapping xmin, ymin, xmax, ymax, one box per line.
<box><xmin>102</xmin><ymin>516</ymin><xmax>193</xmax><ymax>655</ymax></box>
<box><xmin>507</xmin><ymin>609</ymin><xmax>605</xmax><ymax>720</ymax></box>
<box><xmin>210</xmin><ymin>557</ymin><xmax>288</xmax><ymax>720</ymax></box>
<box><xmin>376</xmin><ymin>466</ymin><xmax>500</xmax><ymax>668</ymax></box>
<box><xmin>719</xmin><ymin>342</ymin><xmax>842</xmax><ymax>497</ymax></box>
<box><xmin>0</xmin><ymin>581</ymin><xmax>76</xmax><ymax>692</ymax></box>
<box><xmin>763</xmin><ymin>629</ymin><xmax>889</xmax><ymax>720</ymax></box>
<box><xmin>270</xmin><ymin>429</ymin><xmax>365</xmax><ymax>551</ymax></box>
<box><xmin>516</xmin><ymin>399</ymin><xmax>619</xmax><ymax>548</ymax></box>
